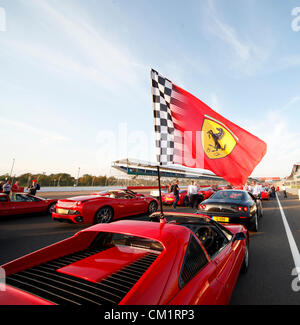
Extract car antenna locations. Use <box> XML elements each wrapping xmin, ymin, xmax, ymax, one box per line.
<box><xmin>157</xmin><ymin>165</ymin><xmax>166</xmax><ymax>224</ymax></box>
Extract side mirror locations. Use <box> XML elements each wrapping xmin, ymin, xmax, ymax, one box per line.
<box><xmin>234</xmin><ymin>232</ymin><xmax>246</xmax><ymax>241</ymax></box>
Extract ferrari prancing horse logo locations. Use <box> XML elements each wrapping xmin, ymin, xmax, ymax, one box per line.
<box><xmin>201</xmin><ymin>116</ymin><xmax>238</xmax><ymax>159</ymax></box>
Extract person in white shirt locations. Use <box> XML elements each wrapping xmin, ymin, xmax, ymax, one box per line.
<box><xmin>282</xmin><ymin>184</ymin><xmax>287</xmax><ymax>198</ymax></box>
<box><xmin>251</xmin><ymin>181</ymin><xmax>262</xmax><ymax>198</ymax></box>
<box><xmin>188</xmin><ymin>181</ymin><xmax>198</xmax><ymax>208</ymax></box>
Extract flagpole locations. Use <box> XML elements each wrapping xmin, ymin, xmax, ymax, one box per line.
<box><xmin>157</xmin><ymin>165</ymin><xmax>165</xmax><ymax>222</ymax></box>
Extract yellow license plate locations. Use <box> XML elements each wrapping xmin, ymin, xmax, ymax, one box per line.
<box><xmin>56</xmin><ymin>208</ymin><xmax>69</xmax><ymax>214</ymax></box>
<box><xmin>213</xmin><ymin>216</ymin><xmax>229</xmax><ymax>222</ymax></box>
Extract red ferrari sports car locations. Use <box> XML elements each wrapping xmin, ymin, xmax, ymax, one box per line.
<box><xmin>52</xmin><ymin>189</ymin><xmax>158</xmax><ymax>224</ymax></box>
<box><xmin>161</xmin><ymin>190</ymin><xmax>189</xmax><ymax>206</ymax></box>
<box><xmin>0</xmin><ymin>193</ymin><xmax>56</xmax><ymax>217</ymax></box>
<box><xmin>197</xmin><ymin>187</ymin><xmax>215</xmax><ymax>200</ymax></box>
<box><xmin>260</xmin><ymin>188</ymin><xmax>270</xmax><ymax>200</ymax></box>
<box><xmin>1</xmin><ymin>212</ymin><xmax>249</xmax><ymax>305</ymax></box>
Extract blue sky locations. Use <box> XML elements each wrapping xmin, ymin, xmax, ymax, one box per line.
<box><xmin>0</xmin><ymin>0</ymin><xmax>300</xmax><ymax>178</ymax></box>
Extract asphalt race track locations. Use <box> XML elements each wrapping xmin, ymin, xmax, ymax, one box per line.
<box><xmin>0</xmin><ymin>191</ymin><xmax>299</xmax><ymax>305</ymax></box>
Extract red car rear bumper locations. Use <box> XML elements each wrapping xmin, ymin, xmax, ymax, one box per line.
<box><xmin>52</xmin><ymin>209</ymin><xmax>83</xmax><ymax>224</ymax></box>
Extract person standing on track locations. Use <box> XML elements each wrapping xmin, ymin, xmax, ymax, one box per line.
<box><xmin>172</xmin><ymin>179</ymin><xmax>180</xmax><ymax>210</ymax></box>
<box><xmin>3</xmin><ymin>180</ymin><xmax>11</xmax><ymax>195</ymax></box>
<box><xmin>28</xmin><ymin>180</ymin><xmax>40</xmax><ymax>196</ymax></box>
<box><xmin>282</xmin><ymin>184</ymin><xmax>287</xmax><ymax>198</ymax></box>
<box><xmin>188</xmin><ymin>180</ymin><xmax>198</xmax><ymax>208</ymax></box>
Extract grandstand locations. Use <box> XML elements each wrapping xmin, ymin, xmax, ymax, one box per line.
<box><xmin>111</xmin><ymin>158</ymin><xmax>227</xmax><ymax>186</ymax></box>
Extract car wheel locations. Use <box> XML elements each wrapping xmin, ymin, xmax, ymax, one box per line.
<box><xmin>48</xmin><ymin>203</ymin><xmax>56</xmax><ymax>215</ymax></box>
<box><xmin>94</xmin><ymin>207</ymin><xmax>113</xmax><ymax>224</ymax></box>
<box><xmin>148</xmin><ymin>201</ymin><xmax>158</xmax><ymax>214</ymax></box>
<box><xmin>241</xmin><ymin>239</ymin><xmax>249</xmax><ymax>273</ymax></box>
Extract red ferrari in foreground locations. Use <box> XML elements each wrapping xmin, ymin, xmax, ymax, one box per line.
<box><xmin>52</xmin><ymin>189</ymin><xmax>158</xmax><ymax>224</ymax></box>
<box><xmin>1</xmin><ymin>212</ymin><xmax>249</xmax><ymax>305</ymax></box>
<box><xmin>0</xmin><ymin>193</ymin><xmax>56</xmax><ymax>217</ymax></box>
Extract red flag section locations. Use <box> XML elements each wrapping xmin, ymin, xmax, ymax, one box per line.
<box><xmin>151</xmin><ymin>69</ymin><xmax>267</xmax><ymax>185</ymax></box>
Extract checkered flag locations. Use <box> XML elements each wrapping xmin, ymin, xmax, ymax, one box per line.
<box><xmin>151</xmin><ymin>69</ymin><xmax>176</xmax><ymax>165</ymax></box>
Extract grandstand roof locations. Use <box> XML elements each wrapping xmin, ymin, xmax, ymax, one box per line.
<box><xmin>112</xmin><ymin>158</ymin><xmax>223</xmax><ymax>180</ymax></box>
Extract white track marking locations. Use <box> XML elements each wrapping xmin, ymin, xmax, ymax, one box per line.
<box><xmin>276</xmin><ymin>193</ymin><xmax>300</xmax><ymax>282</ymax></box>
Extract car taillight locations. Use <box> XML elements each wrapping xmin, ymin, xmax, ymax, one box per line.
<box><xmin>243</xmin><ymin>206</ymin><xmax>248</xmax><ymax>212</ymax></box>
<box><xmin>238</xmin><ymin>206</ymin><xmax>243</xmax><ymax>211</ymax></box>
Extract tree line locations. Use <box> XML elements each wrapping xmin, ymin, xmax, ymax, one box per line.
<box><xmin>0</xmin><ymin>173</ymin><xmax>119</xmax><ymax>187</ymax></box>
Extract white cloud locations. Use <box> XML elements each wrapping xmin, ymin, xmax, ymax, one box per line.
<box><xmin>203</xmin><ymin>0</ymin><xmax>270</xmax><ymax>76</ymax></box>
<box><xmin>245</xmin><ymin>108</ymin><xmax>300</xmax><ymax>178</ymax></box>
<box><xmin>0</xmin><ymin>117</ymin><xmax>70</xmax><ymax>144</ymax></box>
<box><xmin>209</xmin><ymin>92</ymin><xmax>222</xmax><ymax>113</ymax></box>
<box><xmin>21</xmin><ymin>0</ymin><xmax>147</xmax><ymax>92</ymax></box>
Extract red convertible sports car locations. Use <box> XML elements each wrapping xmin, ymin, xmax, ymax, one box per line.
<box><xmin>0</xmin><ymin>193</ymin><xmax>57</xmax><ymax>217</ymax></box>
<box><xmin>52</xmin><ymin>189</ymin><xmax>158</xmax><ymax>224</ymax></box>
<box><xmin>1</xmin><ymin>212</ymin><xmax>249</xmax><ymax>305</ymax></box>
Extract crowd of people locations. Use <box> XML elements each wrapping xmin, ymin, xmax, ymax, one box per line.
<box><xmin>243</xmin><ymin>181</ymin><xmax>287</xmax><ymax>199</ymax></box>
<box><xmin>165</xmin><ymin>179</ymin><xmax>212</xmax><ymax>210</ymax></box>
<box><xmin>164</xmin><ymin>179</ymin><xmax>288</xmax><ymax>210</ymax></box>
<box><xmin>0</xmin><ymin>179</ymin><xmax>40</xmax><ymax>196</ymax></box>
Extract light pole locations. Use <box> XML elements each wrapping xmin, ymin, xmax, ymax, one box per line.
<box><xmin>76</xmin><ymin>167</ymin><xmax>80</xmax><ymax>186</ymax></box>
<box><xmin>9</xmin><ymin>158</ymin><xmax>15</xmax><ymax>178</ymax></box>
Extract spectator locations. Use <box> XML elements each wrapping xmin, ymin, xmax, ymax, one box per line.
<box><xmin>28</xmin><ymin>179</ymin><xmax>40</xmax><ymax>196</ymax></box>
<box><xmin>251</xmin><ymin>181</ymin><xmax>262</xmax><ymax>199</ymax></box>
<box><xmin>187</xmin><ymin>180</ymin><xmax>198</xmax><ymax>208</ymax></box>
<box><xmin>3</xmin><ymin>180</ymin><xmax>11</xmax><ymax>195</ymax></box>
<box><xmin>0</xmin><ymin>181</ymin><xmax>3</xmax><ymax>193</ymax></box>
<box><xmin>271</xmin><ymin>185</ymin><xmax>276</xmax><ymax>198</ymax></box>
<box><xmin>11</xmin><ymin>181</ymin><xmax>21</xmax><ymax>192</ymax></box>
<box><xmin>282</xmin><ymin>184</ymin><xmax>287</xmax><ymax>198</ymax></box>
<box><xmin>172</xmin><ymin>180</ymin><xmax>180</xmax><ymax>210</ymax></box>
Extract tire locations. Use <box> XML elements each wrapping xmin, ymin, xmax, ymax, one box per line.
<box><xmin>240</xmin><ymin>239</ymin><xmax>249</xmax><ymax>274</ymax></box>
<box><xmin>94</xmin><ymin>206</ymin><xmax>114</xmax><ymax>224</ymax></box>
<box><xmin>48</xmin><ymin>202</ymin><xmax>56</xmax><ymax>215</ymax></box>
<box><xmin>148</xmin><ymin>201</ymin><xmax>158</xmax><ymax>214</ymax></box>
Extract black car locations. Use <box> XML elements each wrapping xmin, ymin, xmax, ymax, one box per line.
<box><xmin>197</xmin><ymin>190</ymin><xmax>262</xmax><ymax>232</ymax></box>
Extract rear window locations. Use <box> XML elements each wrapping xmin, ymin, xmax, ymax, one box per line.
<box><xmin>178</xmin><ymin>235</ymin><xmax>208</xmax><ymax>289</ymax></box>
<box><xmin>90</xmin><ymin>232</ymin><xmax>163</xmax><ymax>253</ymax></box>
<box><xmin>211</xmin><ymin>190</ymin><xmax>245</xmax><ymax>200</ymax></box>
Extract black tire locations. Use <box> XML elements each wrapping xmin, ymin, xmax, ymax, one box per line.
<box><xmin>94</xmin><ymin>206</ymin><xmax>114</xmax><ymax>224</ymax></box>
<box><xmin>240</xmin><ymin>239</ymin><xmax>249</xmax><ymax>274</ymax></box>
<box><xmin>48</xmin><ymin>202</ymin><xmax>56</xmax><ymax>215</ymax></box>
<box><xmin>148</xmin><ymin>201</ymin><xmax>158</xmax><ymax>214</ymax></box>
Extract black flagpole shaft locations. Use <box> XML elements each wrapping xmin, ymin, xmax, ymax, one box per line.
<box><xmin>157</xmin><ymin>165</ymin><xmax>164</xmax><ymax>218</ymax></box>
